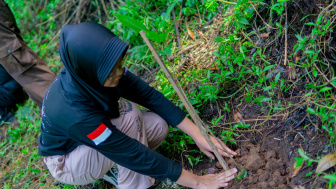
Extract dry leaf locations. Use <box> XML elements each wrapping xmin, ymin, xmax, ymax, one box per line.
<box><xmin>291</xmin><ymin>161</ymin><xmax>304</xmax><ymax>178</ymax></box>
<box><xmin>295</xmin><ymin>55</ymin><xmax>301</xmax><ymax>63</ymax></box>
<box><xmin>233</xmin><ymin>111</ymin><xmax>245</xmax><ymax>125</ymax></box>
<box><xmin>260</xmin><ymin>33</ymin><xmax>270</xmax><ymax>38</ymax></box>
<box><xmin>196</xmin><ymin>28</ymin><xmax>204</xmax><ymax>38</ymax></box>
<box><xmin>187</xmin><ymin>28</ymin><xmax>195</xmax><ymax>40</ymax></box>
<box><xmin>194</xmin><ymin>17</ymin><xmax>201</xmax><ymax>23</ymax></box>
<box><xmin>316</xmin><ymin>152</ymin><xmax>336</xmax><ymax>173</ymax></box>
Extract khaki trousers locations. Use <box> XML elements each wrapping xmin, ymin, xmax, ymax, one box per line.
<box><xmin>0</xmin><ymin>0</ymin><xmax>56</xmax><ymax>107</ymax></box>
<box><xmin>44</xmin><ymin>102</ymin><xmax>169</xmax><ymax>189</ymax></box>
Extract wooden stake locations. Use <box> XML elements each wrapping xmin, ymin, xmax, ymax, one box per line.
<box><xmin>139</xmin><ymin>30</ymin><xmax>229</xmax><ymax>171</ymax></box>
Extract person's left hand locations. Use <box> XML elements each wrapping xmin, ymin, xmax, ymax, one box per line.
<box><xmin>194</xmin><ymin>134</ymin><xmax>237</xmax><ymax>159</ymax></box>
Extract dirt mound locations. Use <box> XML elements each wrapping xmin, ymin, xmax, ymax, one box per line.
<box><xmin>223</xmin><ymin>143</ymin><xmax>289</xmax><ymax>189</ymax></box>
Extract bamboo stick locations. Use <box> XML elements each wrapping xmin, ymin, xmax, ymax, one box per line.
<box><xmin>139</xmin><ymin>30</ymin><xmax>229</xmax><ymax>171</ymax></box>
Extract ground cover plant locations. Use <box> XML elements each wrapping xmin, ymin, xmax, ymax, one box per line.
<box><xmin>0</xmin><ymin>0</ymin><xmax>335</xmax><ymax>188</ymax></box>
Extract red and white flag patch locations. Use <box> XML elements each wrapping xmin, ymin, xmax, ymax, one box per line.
<box><xmin>87</xmin><ymin>123</ymin><xmax>112</xmax><ymax>145</ymax></box>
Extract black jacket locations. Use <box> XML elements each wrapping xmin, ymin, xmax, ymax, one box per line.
<box><xmin>38</xmin><ymin>67</ymin><xmax>186</xmax><ymax>182</ymax></box>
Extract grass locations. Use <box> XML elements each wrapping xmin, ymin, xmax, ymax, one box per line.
<box><xmin>1</xmin><ymin>0</ymin><xmax>336</xmax><ymax>188</ymax></box>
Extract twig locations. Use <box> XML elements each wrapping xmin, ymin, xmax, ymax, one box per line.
<box><xmin>47</xmin><ymin>4</ymin><xmax>78</xmax><ymax>47</ymax></box>
<box><xmin>75</xmin><ymin>0</ymin><xmax>85</xmax><ymax>24</ymax></box>
<box><xmin>109</xmin><ymin>0</ymin><xmax>116</xmax><ymax>9</ymax></box>
<box><xmin>95</xmin><ymin>0</ymin><xmax>102</xmax><ymax>23</ymax></box>
<box><xmin>284</xmin><ymin>2</ymin><xmax>288</xmax><ymax>66</ymax></box>
<box><xmin>172</xmin><ymin>7</ymin><xmax>184</xmax><ymax>61</ymax></box>
<box><xmin>313</xmin><ymin>63</ymin><xmax>336</xmax><ymax>89</ymax></box>
<box><xmin>168</xmin><ymin>43</ymin><xmax>199</xmax><ymax>61</ymax></box>
<box><xmin>100</xmin><ymin>0</ymin><xmax>111</xmax><ymax>21</ymax></box>
<box><xmin>140</xmin><ymin>30</ymin><xmax>230</xmax><ymax>171</ymax></box>
<box><xmin>249</xmin><ymin>0</ymin><xmax>278</xmax><ymax>29</ymax></box>
<box><xmin>142</xmin><ymin>67</ymin><xmax>160</xmax><ymax>80</ymax></box>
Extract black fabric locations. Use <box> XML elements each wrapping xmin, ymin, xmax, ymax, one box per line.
<box><xmin>59</xmin><ymin>22</ymin><xmax>129</xmax><ymax>118</ymax></box>
<box><xmin>38</xmin><ymin>22</ymin><xmax>186</xmax><ymax>182</ymax></box>
<box><xmin>0</xmin><ymin>64</ymin><xmax>24</xmax><ymax>107</ymax></box>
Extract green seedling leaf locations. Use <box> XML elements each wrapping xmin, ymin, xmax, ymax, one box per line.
<box><xmin>319</xmin><ymin>87</ymin><xmax>332</xmax><ymax>93</ymax></box>
<box><xmin>292</xmin><ymin>158</ymin><xmax>304</xmax><ymax>178</ymax></box>
<box><xmin>304</xmin><ymin>92</ymin><xmax>314</xmax><ymax>96</ymax></box>
<box><xmin>298</xmin><ymin>148</ymin><xmax>313</xmax><ymax>161</ymax></box>
<box><xmin>305</xmin><ymin>172</ymin><xmax>313</xmax><ymax>177</ymax></box>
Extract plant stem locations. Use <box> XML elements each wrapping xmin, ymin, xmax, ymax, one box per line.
<box><xmin>217</xmin><ymin>0</ymin><xmax>237</xmax><ymax>5</ymax></box>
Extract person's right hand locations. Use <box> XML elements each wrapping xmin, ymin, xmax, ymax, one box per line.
<box><xmin>196</xmin><ymin>168</ymin><xmax>238</xmax><ymax>189</ymax></box>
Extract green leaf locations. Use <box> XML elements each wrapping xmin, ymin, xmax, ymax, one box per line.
<box><xmin>295</xmin><ymin>157</ymin><xmax>304</xmax><ymax>167</ymax></box>
<box><xmin>304</xmin><ymin>92</ymin><xmax>314</xmax><ymax>97</ymax></box>
<box><xmin>305</xmin><ymin>172</ymin><xmax>313</xmax><ymax>177</ymax></box>
<box><xmin>237</xmin><ymin>17</ymin><xmax>250</xmax><ymax>25</ymax></box>
<box><xmin>275</xmin><ymin>72</ymin><xmax>281</xmax><ymax>84</ymax></box>
<box><xmin>245</xmin><ymin>96</ymin><xmax>252</xmax><ymax>102</ymax></box>
<box><xmin>305</xmin><ymin>22</ymin><xmax>315</xmax><ymax>26</ymax></box>
<box><xmin>116</xmin><ymin>14</ymin><xmax>167</xmax><ymax>43</ymax></box>
<box><xmin>319</xmin><ymin>87</ymin><xmax>332</xmax><ymax>92</ymax></box>
<box><xmin>115</xmin><ymin>14</ymin><xmax>148</xmax><ymax>33</ymax></box>
<box><xmin>306</xmin><ymin>108</ymin><xmax>316</xmax><ymax>114</ymax></box>
<box><xmin>312</xmin><ymin>69</ymin><xmax>318</xmax><ymax>77</ymax></box>
<box><xmin>205</xmin><ymin>0</ymin><xmax>219</xmax><ymax>12</ymax></box>
<box><xmin>164</xmin><ymin>1</ymin><xmax>178</xmax><ymax>22</ymax></box>
<box><xmin>214</xmin><ymin>37</ymin><xmax>225</xmax><ymax>43</ymax></box>
<box><xmin>263</xmin><ymin>65</ymin><xmax>276</xmax><ymax>72</ymax></box>
<box><xmin>323</xmin><ymin>174</ymin><xmax>336</xmax><ymax>182</ymax></box>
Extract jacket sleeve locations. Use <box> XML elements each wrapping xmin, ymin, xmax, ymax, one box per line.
<box><xmin>118</xmin><ymin>68</ymin><xmax>186</xmax><ymax>127</ymax></box>
<box><xmin>67</xmin><ymin>116</ymin><xmax>182</xmax><ymax>182</ymax></box>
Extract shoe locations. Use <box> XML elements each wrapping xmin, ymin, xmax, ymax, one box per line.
<box><xmin>147</xmin><ymin>178</ymin><xmax>162</xmax><ymax>189</ymax></box>
<box><xmin>102</xmin><ymin>164</ymin><xmax>118</xmax><ymax>188</ymax></box>
<box><xmin>0</xmin><ymin>107</ymin><xmax>15</xmax><ymax>125</ymax></box>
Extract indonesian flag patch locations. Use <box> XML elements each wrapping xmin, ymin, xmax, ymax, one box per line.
<box><xmin>87</xmin><ymin>123</ymin><xmax>112</xmax><ymax>145</ymax></box>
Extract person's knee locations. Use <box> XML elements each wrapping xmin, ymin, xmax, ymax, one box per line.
<box><xmin>156</xmin><ymin>116</ymin><xmax>169</xmax><ymax>139</ymax></box>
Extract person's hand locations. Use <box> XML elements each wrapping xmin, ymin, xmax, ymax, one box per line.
<box><xmin>176</xmin><ymin>168</ymin><xmax>238</xmax><ymax>189</ymax></box>
<box><xmin>196</xmin><ymin>168</ymin><xmax>238</xmax><ymax>189</ymax></box>
<box><xmin>195</xmin><ymin>134</ymin><xmax>237</xmax><ymax>159</ymax></box>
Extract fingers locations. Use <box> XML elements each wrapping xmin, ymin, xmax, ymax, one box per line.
<box><xmin>216</xmin><ymin>168</ymin><xmax>238</xmax><ymax>188</ymax></box>
<box><xmin>204</xmin><ymin>150</ymin><xmax>215</xmax><ymax>160</ymax></box>
<box><xmin>218</xmin><ymin>146</ymin><xmax>237</xmax><ymax>157</ymax></box>
<box><xmin>212</xmin><ymin>138</ymin><xmax>237</xmax><ymax>157</ymax></box>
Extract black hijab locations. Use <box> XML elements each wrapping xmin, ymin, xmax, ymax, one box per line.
<box><xmin>59</xmin><ymin>22</ymin><xmax>129</xmax><ymax>117</ymax></box>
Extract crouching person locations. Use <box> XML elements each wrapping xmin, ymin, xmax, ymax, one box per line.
<box><xmin>38</xmin><ymin>22</ymin><xmax>237</xmax><ymax>189</ymax></box>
